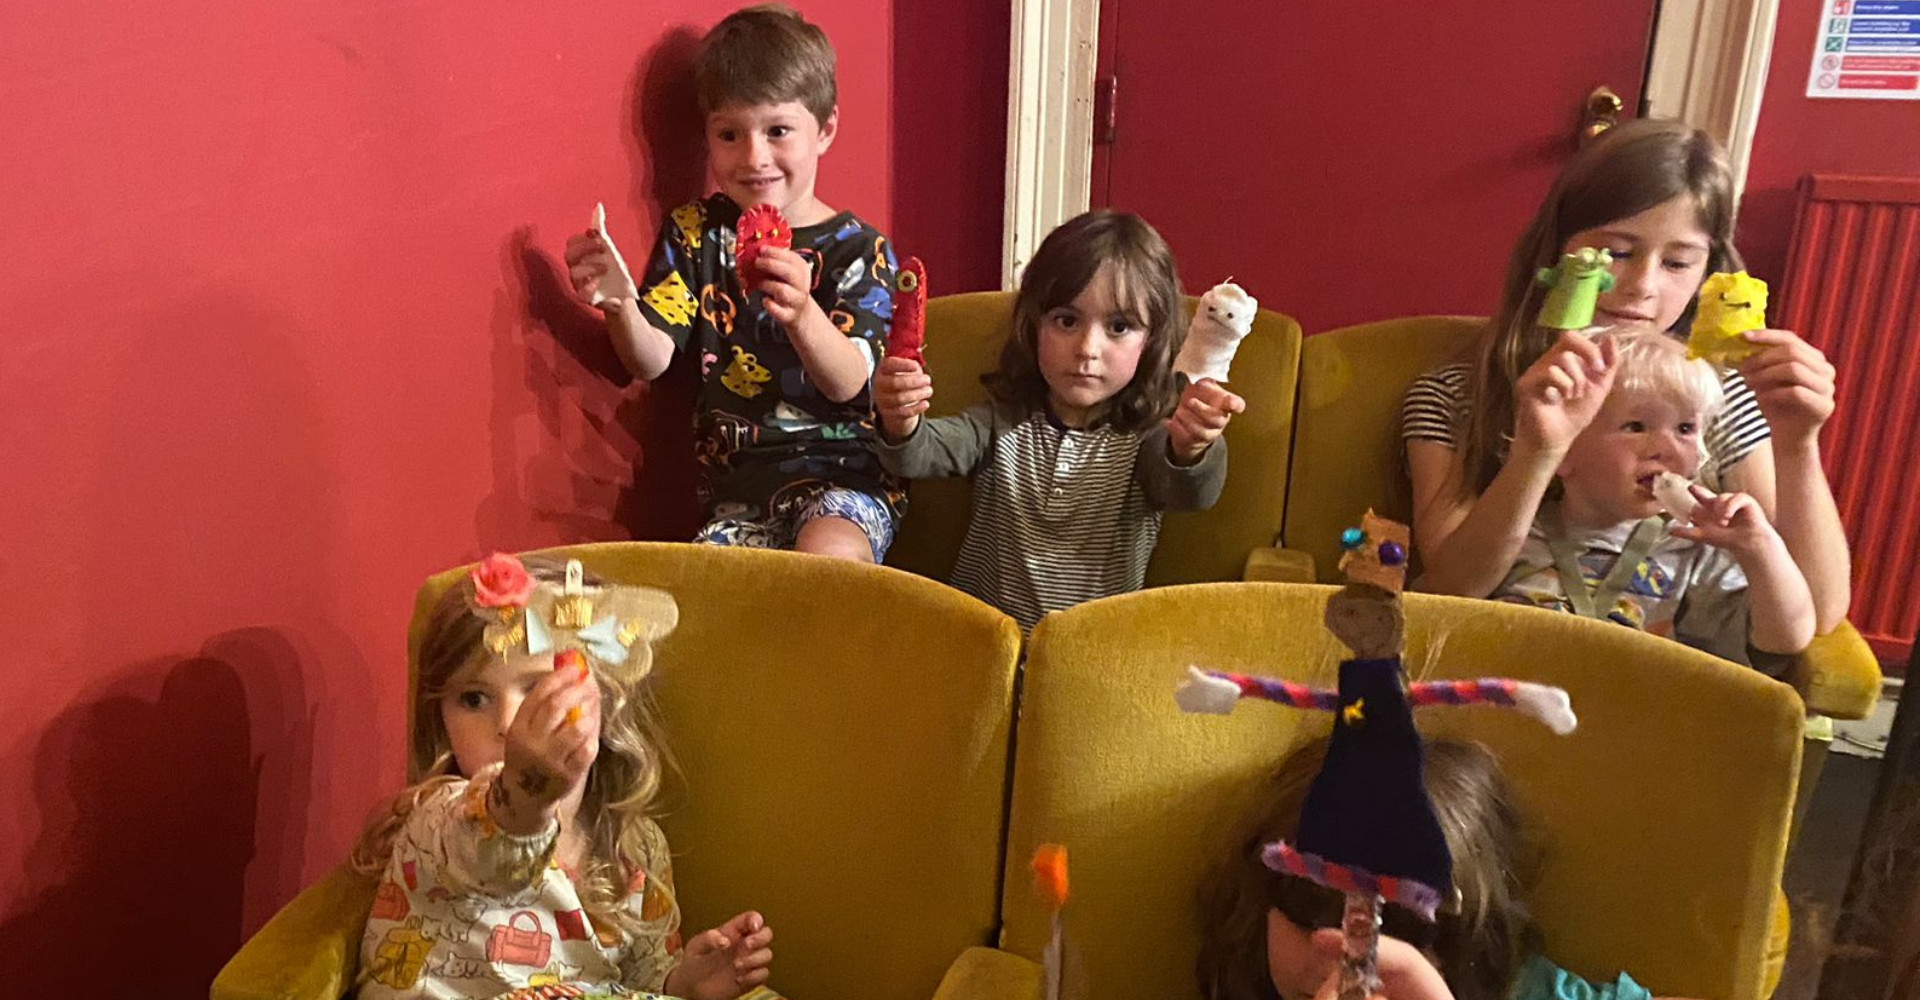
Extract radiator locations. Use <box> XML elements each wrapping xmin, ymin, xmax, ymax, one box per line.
<box><xmin>1777</xmin><ymin>174</ymin><xmax>1920</xmax><ymax>664</ymax></box>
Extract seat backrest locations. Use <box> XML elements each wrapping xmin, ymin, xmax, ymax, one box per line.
<box><xmin>883</xmin><ymin>292</ymin><xmax>1011</xmax><ymax>580</ymax></box>
<box><xmin>411</xmin><ymin>543</ymin><xmax>1023</xmax><ymax>1000</ymax></box>
<box><xmin>1283</xmin><ymin>316</ymin><xmax>1481</xmax><ymax>580</ymax></box>
<box><xmin>1003</xmin><ymin>583</ymin><xmax>1801</xmax><ymax>1000</ymax></box>
<box><xmin>1152</xmin><ymin>302</ymin><xmax>1302</xmax><ymax>587</ymax></box>
<box><xmin>884</xmin><ymin>291</ymin><xmax>1304</xmax><ymax>587</ymax></box>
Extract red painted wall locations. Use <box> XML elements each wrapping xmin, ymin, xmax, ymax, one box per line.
<box><xmin>1093</xmin><ymin>2</ymin><xmax>1659</xmax><ymax>334</ymax></box>
<box><xmin>891</xmin><ymin>3</ymin><xmax>1011</xmax><ymax>293</ymax></box>
<box><xmin>1739</xmin><ymin>0</ymin><xmax>1920</xmax><ymax>283</ymax></box>
<box><xmin>0</xmin><ymin>1</ymin><xmax>1005</xmax><ymax>994</ymax></box>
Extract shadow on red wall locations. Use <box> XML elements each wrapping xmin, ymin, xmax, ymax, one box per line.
<box><xmin>630</xmin><ymin>27</ymin><xmax>708</xmax><ymax>225</ymax></box>
<box><xmin>480</xmin><ymin>27</ymin><xmax>711</xmax><ymax>549</ymax></box>
<box><xmin>0</xmin><ymin>628</ymin><xmax>336</xmax><ymax>999</ymax></box>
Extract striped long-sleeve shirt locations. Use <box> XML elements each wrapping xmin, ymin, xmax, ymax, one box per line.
<box><xmin>878</xmin><ymin>402</ymin><xmax>1227</xmax><ymax>632</ymax></box>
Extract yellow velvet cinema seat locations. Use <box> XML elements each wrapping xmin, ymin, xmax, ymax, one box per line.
<box><xmin>212</xmin><ymin>543</ymin><xmax>1023</xmax><ymax>1000</ymax></box>
<box><xmin>948</xmin><ymin>582</ymin><xmax>1802</xmax><ymax>1000</ymax></box>
<box><xmin>1270</xmin><ymin>315</ymin><xmax>1881</xmax><ymax>721</ymax></box>
<box><xmin>883</xmin><ymin>291</ymin><xmax>1306</xmax><ymax>588</ymax></box>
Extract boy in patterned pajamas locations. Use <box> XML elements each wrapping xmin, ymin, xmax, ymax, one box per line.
<box><xmin>565</xmin><ymin>4</ymin><xmax>903</xmax><ymax>562</ymax></box>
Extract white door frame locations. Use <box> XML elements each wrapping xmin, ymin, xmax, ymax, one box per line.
<box><xmin>1642</xmin><ymin>0</ymin><xmax>1783</xmax><ymax>199</ymax></box>
<box><xmin>1001</xmin><ymin>0</ymin><xmax>1100</xmax><ymax>290</ymax></box>
<box><xmin>1000</xmin><ymin>0</ymin><xmax>1780</xmax><ymax>282</ymax></box>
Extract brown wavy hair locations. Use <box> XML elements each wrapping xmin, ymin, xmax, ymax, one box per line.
<box><xmin>1196</xmin><ymin>737</ymin><xmax>1537</xmax><ymax>1000</ymax></box>
<box><xmin>694</xmin><ymin>3</ymin><xmax>837</xmax><ymax>125</ymax></box>
<box><xmin>983</xmin><ymin>209</ymin><xmax>1186</xmax><ymax>433</ymax></box>
<box><xmin>351</xmin><ymin>556</ymin><xmax>678</xmax><ymax>944</ymax></box>
<box><xmin>1459</xmin><ymin>119</ymin><xmax>1741</xmax><ymax>497</ymax></box>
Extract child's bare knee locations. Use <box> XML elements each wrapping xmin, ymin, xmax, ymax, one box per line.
<box><xmin>795</xmin><ymin>517</ymin><xmax>875</xmax><ymax>563</ymax></box>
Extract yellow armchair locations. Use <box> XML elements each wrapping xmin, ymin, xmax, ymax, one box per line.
<box><xmin>1274</xmin><ymin>316</ymin><xmax>1483</xmax><ymax>582</ymax></box>
<box><xmin>214</xmin><ymin>544</ymin><xmax>1024</xmax><ymax>1000</ymax></box>
<box><xmin>929</xmin><ymin>947</ymin><xmax>1043</xmax><ymax>1000</ymax></box>
<box><xmin>990</xmin><ymin>583</ymin><xmax>1803</xmax><ymax>1000</ymax></box>
<box><xmin>1275</xmin><ymin>315</ymin><xmax>1881</xmax><ymax>720</ymax></box>
<box><xmin>883</xmin><ymin>291</ymin><xmax>1304</xmax><ymax>588</ymax></box>
<box><xmin>210</xmin><ymin>866</ymin><xmax>374</xmax><ymax>1000</ymax></box>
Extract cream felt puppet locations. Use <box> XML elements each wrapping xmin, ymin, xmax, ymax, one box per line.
<box><xmin>1177</xmin><ymin>511</ymin><xmax>1576</xmax><ymax>1000</ymax></box>
<box><xmin>1651</xmin><ymin>471</ymin><xmax>1701</xmax><ymax>524</ymax></box>
<box><xmin>587</xmin><ymin>203</ymin><xmax>642</xmax><ymax>308</ymax></box>
<box><xmin>1174</xmin><ymin>281</ymin><xmax>1258</xmax><ymax>383</ymax></box>
<box><xmin>1688</xmin><ymin>271</ymin><xmax>1769</xmax><ymax>368</ymax></box>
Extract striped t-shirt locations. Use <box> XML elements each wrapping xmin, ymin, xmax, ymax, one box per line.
<box><xmin>1400</xmin><ymin>361</ymin><xmax>1770</xmax><ymax>490</ymax></box>
<box><xmin>877</xmin><ymin>402</ymin><xmax>1228</xmax><ymax>632</ymax></box>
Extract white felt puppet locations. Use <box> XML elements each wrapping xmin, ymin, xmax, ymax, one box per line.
<box><xmin>1651</xmin><ymin>471</ymin><xmax>1699</xmax><ymax>524</ymax></box>
<box><xmin>588</xmin><ymin>202</ymin><xmax>641</xmax><ymax>308</ymax></box>
<box><xmin>1174</xmin><ymin>281</ymin><xmax>1258</xmax><ymax>383</ymax></box>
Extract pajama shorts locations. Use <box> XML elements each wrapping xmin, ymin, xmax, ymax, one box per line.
<box><xmin>695</xmin><ymin>484</ymin><xmax>897</xmax><ymax>562</ymax></box>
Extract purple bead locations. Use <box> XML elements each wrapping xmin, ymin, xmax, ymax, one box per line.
<box><xmin>1377</xmin><ymin>540</ymin><xmax>1406</xmax><ymax>566</ymax></box>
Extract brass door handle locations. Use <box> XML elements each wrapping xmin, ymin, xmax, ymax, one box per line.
<box><xmin>1581</xmin><ymin>86</ymin><xmax>1623</xmax><ymax>144</ymax></box>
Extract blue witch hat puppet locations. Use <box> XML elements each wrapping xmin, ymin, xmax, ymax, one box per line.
<box><xmin>1176</xmin><ymin>511</ymin><xmax>1577</xmax><ymax>999</ymax></box>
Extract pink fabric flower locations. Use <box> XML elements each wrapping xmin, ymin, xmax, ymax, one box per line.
<box><xmin>471</xmin><ymin>553</ymin><xmax>533</xmax><ymax>608</ymax></box>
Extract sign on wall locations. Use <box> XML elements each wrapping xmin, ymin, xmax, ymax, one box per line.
<box><xmin>1807</xmin><ymin>0</ymin><xmax>1920</xmax><ymax>98</ymax></box>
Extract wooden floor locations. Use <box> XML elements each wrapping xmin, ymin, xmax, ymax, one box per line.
<box><xmin>1780</xmin><ymin>667</ymin><xmax>1915</xmax><ymax>1000</ymax></box>
<box><xmin>1779</xmin><ymin>752</ymin><xmax>1878</xmax><ymax>1000</ymax></box>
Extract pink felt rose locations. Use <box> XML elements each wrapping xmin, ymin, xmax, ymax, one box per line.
<box><xmin>471</xmin><ymin>553</ymin><xmax>534</xmax><ymax>608</ymax></box>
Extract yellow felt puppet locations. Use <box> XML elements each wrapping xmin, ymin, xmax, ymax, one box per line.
<box><xmin>1687</xmin><ymin>271</ymin><xmax>1768</xmax><ymax>367</ymax></box>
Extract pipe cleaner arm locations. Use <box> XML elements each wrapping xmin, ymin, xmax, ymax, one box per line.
<box><xmin>1175</xmin><ymin>666</ymin><xmax>1340</xmax><ymax>715</ymax></box>
<box><xmin>1404</xmin><ymin>679</ymin><xmax>1577</xmax><ymax>735</ymax></box>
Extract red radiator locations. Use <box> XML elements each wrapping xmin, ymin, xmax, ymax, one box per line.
<box><xmin>1777</xmin><ymin>174</ymin><xmax>1920</xmax><ymax>665</ymax></box>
